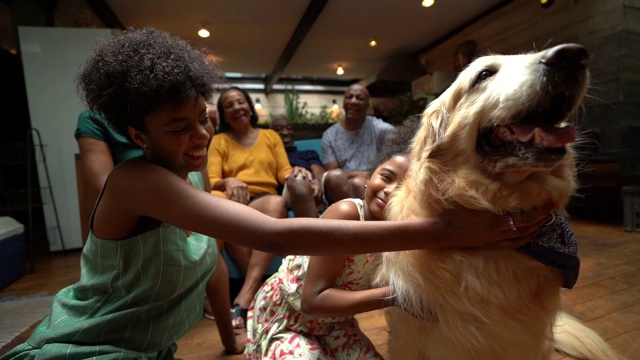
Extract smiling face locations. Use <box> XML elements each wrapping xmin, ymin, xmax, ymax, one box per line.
<box><xmin>129</xmin><ymin>95</ymin><xmax>213</xmax><ymax>178</ymax></box>
<box><xmin>220</xmin><ymin>89</ymin><xmax>254</xmax><ymax>132</ymax></box>
<box><xmin>271</xmin><ymin>116</ymin><xmax>294</xmax><ymax>147</ymax></box>
<box><xmin>441</xmin><ymin>44</ymin><xmax>589</xmax><ymax>173</ymax></box>
<box><xmin>343</xmin><ymin>84</ymin><xmax>370</xmax><ymax>124</ymax></box>
<box><xmin>405</xmin><ymin>44</ymin><xmax>589</xmax><ymax>214</ymax></box>
<box><xmin>364</xmin><ymin>155</ymin><xmax>410</xmax><ymax>221</ymax></box>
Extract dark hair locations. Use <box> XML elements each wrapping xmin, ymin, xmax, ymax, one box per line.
<box><xmin>77</xmin><ymin>27</ymin><xmax>224</xmax><ymax>137</ymax></box>
<box><xmin>216</xmin><ymin>86</ymin><xmax>259</xmax><ymax>133</ymax></box>
<box><xmin>369</xmin><ymin>114</ymin><xmax>421</xmax><ymax>172</ymax></box>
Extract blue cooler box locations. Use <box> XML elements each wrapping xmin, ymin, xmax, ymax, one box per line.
<box><xmin>0</xmin><ymin>216</ymin><xmax>26</xmax><ymax>290</ymax></box>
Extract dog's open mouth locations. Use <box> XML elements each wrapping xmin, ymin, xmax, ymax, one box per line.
<box><xmin>477</xmin><ymin>91</ymin><xmax>577</xmax><ymax>162</ymax></box>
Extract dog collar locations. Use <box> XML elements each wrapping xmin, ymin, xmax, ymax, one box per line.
<box><xmin>517</xmin><ymin>213</ymin><xmax>580</xmax><ymax>289</ymax></box>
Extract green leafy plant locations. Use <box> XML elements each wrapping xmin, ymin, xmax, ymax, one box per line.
<box><xmin>374</xmin><ymin>91</ymin><xmax>441</xmax><ymax>125</ymax></box>
<box><xmin>283</xmin><ymin>88</ymin><xmax>306</xmax><ymax>123</ymax></box>
<box><xmin>306</xmin><ymin>105</ymin><xmax>331</xmax><ymax>124</ymax></box>
<box><xmin>283</xmin><ymin>88</ymin><xmax>330</xmax><ymax>124</ymax></box>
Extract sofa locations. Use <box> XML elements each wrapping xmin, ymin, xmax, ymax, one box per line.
<box><xmin>222</xmin><ymin>138</ymin><xmax>322</xmax><ymax>293</ymax></box>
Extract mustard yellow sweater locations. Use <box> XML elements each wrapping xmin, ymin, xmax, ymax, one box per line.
<box><xmin>208</xmin><ymin>129</ymin><xmax>292</xmax><ymax>197</ymax></box>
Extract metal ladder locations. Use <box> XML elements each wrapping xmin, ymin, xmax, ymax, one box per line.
<box><xmin>26</xmin><ymin>128</ymin><xmax>66</xmax><ymax>271</ymax></box>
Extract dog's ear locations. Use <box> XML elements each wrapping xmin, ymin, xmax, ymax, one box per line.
<box><xmin>407</xmin><ymin>81</ymin><xmax>468</xmax><ymax>211</ymax></box>
<box><xmin>412</xmin><ymin>76</ymin><xmax>469</xmax><ymax>163</ymax></box>
<box><xmin>411</xmin><ymin>94</ymin><xmax>456</xmax><ymax>163</ymax></box>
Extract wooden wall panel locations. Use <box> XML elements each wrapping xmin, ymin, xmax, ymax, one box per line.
<box><xmin>414</xmin><ymin>0</ymin><xmax>640</xmax><ymax>220</ymax></box>
<box><xmin>416</xmin><ymin>0</ymin><xmax>640</xmax><ymax>181</ymax></box>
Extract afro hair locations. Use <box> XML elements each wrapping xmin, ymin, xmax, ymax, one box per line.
<box><xmin>77</xmin><ymin>27</ymin><xmax>225</xmax><ymax>137</ymax></box>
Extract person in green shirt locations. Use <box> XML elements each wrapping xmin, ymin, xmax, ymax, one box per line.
<box><xmin>74</xmin><ymin>110</ymin><xmax>144</xmax><ymax>242</ymax></box>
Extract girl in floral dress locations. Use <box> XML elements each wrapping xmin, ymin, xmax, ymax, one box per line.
<box><xmin>245</xmin><ymin>126</ymin><xmax>414</xmax><ymax>359</ymax></box>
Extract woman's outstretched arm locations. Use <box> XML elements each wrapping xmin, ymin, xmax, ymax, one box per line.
<box><xmin>104</xmin><ymin>160</ymin><xmax>550</xmax><ymax>256</ymax></box>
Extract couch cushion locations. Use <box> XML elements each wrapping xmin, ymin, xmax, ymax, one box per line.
<box><xmin>293</xmin><ymin>138</ymin><xmax>322</xmax><ymax>161</ymax></box>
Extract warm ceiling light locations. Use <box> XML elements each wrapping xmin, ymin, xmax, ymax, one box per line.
<box><xmin>198</xmin><ymin>27</ymin><xmax>210</xmax><ymax>38</ymax></box>
<box><xmin>421</xmin><ymin>0</ymin><xmax>435</xmax><ymax>7</ymax></box>
<box><xmin>332</xmin><ymin>99</ymin><xmax>339</xmax><ymax>110</ymax></box>
<box><xmin>336</xmin><ymin>66</ymin><xmax>345</xmax><ymax>75</ymax></box>
<box><xmin>254</xmin><ymin>98</ymin><xmax>262</xmax><ymax>110</ymax></box>
<box><xmin>369</xmin><ymin>38</ymin><xmax>378</xmax><ymax>47</ymax></box>
<box><xmin>540</xmin><ymin>0</ymin><xmax>554</xmax><ymax>9</ymax></box>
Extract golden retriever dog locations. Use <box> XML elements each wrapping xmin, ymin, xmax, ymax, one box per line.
<box><xmin>377</xmin><ymin>44</ymin><xmax>623</xmax><ymax>360</ymax></box>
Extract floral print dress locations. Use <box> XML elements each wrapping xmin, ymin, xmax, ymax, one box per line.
<box><xmin>245</xmin><ymin>198</ymin><xmax>383</xmax><ymax>360</ymax></box>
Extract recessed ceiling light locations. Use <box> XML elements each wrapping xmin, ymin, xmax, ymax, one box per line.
<box><xmin>540</xmin><ymin>0</ymin><xmax>554</xmax><ymax>9</ymax></box>
<box><xmin>369</xmin><ymin>38</ymin><xmax>378</xmax><ymax>47</ymax></box>
<box><xmin>336</xmin><ymin>66</ymin><xmax>345</xmax><ymax>75</ymax></box>
<box><xmin>198</xmin><ymin>27</ymin><xmax>210</xmax><ymax>38</ymax></box>
<box><xmin>421</xmin><ymin>0</ymin><xmax>435</xmax><ymax>7</ymax></box>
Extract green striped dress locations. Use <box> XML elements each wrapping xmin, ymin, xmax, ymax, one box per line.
<box><xmin>1</xmin><ymin>172</ymin><xmax>217</xmax><ymax>359</ymax></box>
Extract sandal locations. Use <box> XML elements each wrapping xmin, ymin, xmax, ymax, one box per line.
<box><xmin>230</xmin><ymin>303</ymin><xmax>248</xmax><ymax>330</ymax></box>
<box><xmin>203</xmin><ymin>295</ymin><xmax>215</xmax><ymax>320</ymax></box>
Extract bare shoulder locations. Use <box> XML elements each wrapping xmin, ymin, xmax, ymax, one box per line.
<box><xmin>104</xmin><ymin>159</ymin><xmax>189</xmax><ymax>203</ymax></box>
<box><xmin>91</xmin><ymin>159</ymin><xmax>160</xmax><ymax>238</ymax></box>
<box><xmin>94</xmin><ymin>159</ymin><xmax>209</xmax><ymax>239</ymax></box>
<box><xmin>112</xmin><ymin>158</ymin><xmax>174</xmax><ymax>180</ymax></box>
<box><xmin>321</xmin><ymin>199</ymin><xmax>360</xmax><ymax>220</ymax></box>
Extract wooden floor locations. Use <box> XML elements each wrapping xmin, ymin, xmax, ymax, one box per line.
<box><xmin>1</xmin><ymin>218</ymin><xmax>638</xmax><ymax>359</ymax></box>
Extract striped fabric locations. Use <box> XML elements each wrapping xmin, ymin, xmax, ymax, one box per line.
<box><xmin>1</xmin><ymin>172</ymin><xmax>217</xmax><ymax>359</ymax></box>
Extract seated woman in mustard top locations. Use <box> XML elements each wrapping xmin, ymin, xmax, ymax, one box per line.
<box><xmin>208</xmin><ymin>87</ymin><xmax>311</xmax><ymax>329</ymax></box>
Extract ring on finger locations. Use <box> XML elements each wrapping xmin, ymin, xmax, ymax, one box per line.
<box><xmin>506</xmin><ymin>213</ymin><xmax>517</xmax><ymax>231</ymax></box>
<box><xmin>544</xmin><ymin>212</ymin><xmax>557</xmax><ymax>225</ymax></box>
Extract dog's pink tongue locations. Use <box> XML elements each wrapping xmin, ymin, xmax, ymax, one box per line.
<box><xmin>508</xmin><ymin>123</ymin><xmax>576</xmax><ymax>147</ymax></box>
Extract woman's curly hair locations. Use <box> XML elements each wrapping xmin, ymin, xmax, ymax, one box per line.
<box><xmin>77</xmin><ymin>27</ymin><xmax>225</xmax><ymax>137</ymax></box>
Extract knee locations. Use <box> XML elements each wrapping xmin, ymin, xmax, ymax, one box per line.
<box><xmin>348</xmin><ymin>176</ymin><xmax>367</xmax><ymax>189</ymax></box>
<box><xmin>252</xmin><ymin>195</ymin><xmax>288</xmax><ymax>218</ymax></box>
<box><xmin>348</xmin><ymin>176</ymin><xmax>367</xmax><ymax>199</ymax></box>
<box><xmin>323</xmin><ymin>169</ymin><xmax>348</xmax><ymax>190</ymax></box>
<box><xmin>211</xmin><ymin>190</ymin><xmax>227</xmax><ymax>199</ymax></box>
<box><xmin>273</xmin><ymin>196</ymin><xmax>287</xmax><ymax>212</ymax></box>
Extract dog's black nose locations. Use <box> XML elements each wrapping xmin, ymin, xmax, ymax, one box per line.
<box><xmin>540</xmin><ymin>44</ymin><xmax>589</xmax><ymax>69</ymax></box>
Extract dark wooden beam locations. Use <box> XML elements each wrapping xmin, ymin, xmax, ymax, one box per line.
<box><xmin>84</xmin><ymin>0</ymin><xmax>124</xmax><ymax>29</ymax></box>
<box><xmin>264</xmin><ymin>0</ymin><xmax>329</xmax><ymax>94</ymax></box>
<box><xmin>34</xmin><ymin>0</ymin><xmax>57</xmax><ymax>26</ymax></box>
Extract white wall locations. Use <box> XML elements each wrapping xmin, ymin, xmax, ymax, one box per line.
<box><xmin>18</xmin><ymin>26</ymin><xmax>112</xmax><ymax>250</ymax></box>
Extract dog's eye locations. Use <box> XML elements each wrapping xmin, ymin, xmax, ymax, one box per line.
<box><xmin>473</xmin><ymin>69</ymin><xmax>496</xmax><ymax>86</ymax></box>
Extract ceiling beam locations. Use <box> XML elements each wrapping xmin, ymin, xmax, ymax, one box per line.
<box><xmin>84</xmin><ymin>0</ymin><xmax>124</xmax><ymax>29</ymax></box>
<box><xmin>264</xmin><ymin>0</ymin><xmax>329</xmax><ymax>95</ymax></box>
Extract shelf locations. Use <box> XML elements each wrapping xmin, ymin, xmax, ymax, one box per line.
<box><xmin>1</xmin><ymin>136</ymin><xmax>57</xmax><ymax>270</ymax></box>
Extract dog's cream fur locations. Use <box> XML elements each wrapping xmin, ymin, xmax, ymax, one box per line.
<box><xmin>378</xmin><ymin>44</ymin><xmax>622</xmax><ymax>360</ymax></box>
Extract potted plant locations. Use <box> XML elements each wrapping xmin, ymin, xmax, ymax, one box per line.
<box><xmin>282</xmin><ymin>88</ymin><xmax>332</xmax><ymax>139</ymax></box>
